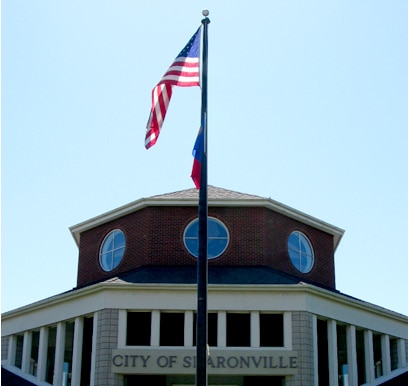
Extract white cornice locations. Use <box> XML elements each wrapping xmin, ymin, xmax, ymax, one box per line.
<box><xmin>2</xmin><ymin>281</ymin><xmax>406</xmax><ymax>337</ymax></box>
<box><xmin>69</xmin><ymin>197</ymin><xmax>344</xmax><ymax>250</ymax></box>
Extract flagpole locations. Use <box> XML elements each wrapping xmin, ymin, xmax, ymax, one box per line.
<box><xmin>196</xmin><ymin>10</ymin><xmax>210</xmax><ymax>386</ymax></box>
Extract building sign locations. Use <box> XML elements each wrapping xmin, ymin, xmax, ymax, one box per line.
<box><xmin>112</xmin><ymin>348</ymin><xmax>298</xmax><ymax>375</ymax></box>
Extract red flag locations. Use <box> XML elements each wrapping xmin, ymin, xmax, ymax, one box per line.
<box><xmin>191</xmin><ymin>127</ymin><xmax>204</xmax><ymax>189</ymax></box>
<box><xmin>145</xmin><ymin>28</ymin><xmax>201</xmax><ymax>149</ymax></box>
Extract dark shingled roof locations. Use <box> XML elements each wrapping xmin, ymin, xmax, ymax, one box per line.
<box><xmin>2</xmin><ymin>368</ymin><xmax>36</xmax><ymax>385</ymax></box>
<box><xmin>103</xmin><ymin>265</ymin><xmax>306</xmax><ymax>286</ymax></box>
<box><xmin>380</xmin><ymin>372</ymin><xmax>408</xmax><ymax>385</ymax></box>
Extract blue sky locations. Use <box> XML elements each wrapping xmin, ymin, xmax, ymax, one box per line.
<box><xmin>2</xmin><ymin>1</ymin><xmax>407</xmax><ymax>315</ymax></box>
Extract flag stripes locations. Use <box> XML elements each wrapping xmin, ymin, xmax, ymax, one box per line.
<box><xmin>145</xmin><ymin>29</ymin><xmax>201</xmax><ymax>149</ymax></box>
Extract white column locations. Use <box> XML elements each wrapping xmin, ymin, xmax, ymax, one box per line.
<box><xmin>327</xmin><ymin>320</ymin><xmax>338</xmax><ymax>386</ymax></box>
<box><xmin>397</xmin><ymin>338</ymin><xmax>407</xmax><ymax>369</ymax></box>
<box><xmin>71</xmin><ymin>317</ymin><xmax>84</xmax><ymax>386</ymax></box>
<box><xmin>53</xmin><ymin>322</ymin><xmax>66</xmax><ymax>386</ymax></box>
<box><xmin>283</xmin><ymin>312</ymin><xmax>292</xmax><ymax>349</ymax></box>
<box><xmin>21</xmin><ymin>331</ymin><xmax>32</xmax><ymax>374</ymax></box>
<box><xmin>347</xmin><ymin>325</ymin><xmax>358</xmax><ymax>386</ymax></box>
<box><xmin>37</xmin><ymin>326</ymin><xmax>48</xmax><ymax>382</ymax></box>
<box><xmin>7</xmin><ymin>335</ymin><xmax>17</xmax><ymax>367</ymax></box>
<box><xmin>90</xmin><ymin>312</ymin><xmax>98</xmax><ymax>386</ymax></box>
<box><xmin>364</xmin><ymin>330</ymin><xmax>375</xmax><ymax>383</ymax></box>
<box><xmin>250</xmin><ymin>311</ymin><xmax>259</xmax><ymax>348</ymax></box>
<box><xmin>117</xmin><ymin>310</ymin><xmax>127</xmax><ymax>348</ymax></box>
<box><xmin>312</xmin><ymin>315</ymin><xmax>319</xmax><ymax>386</ymax></box>
<box><xmin>381</xmin><ymin>334</ymin><xmax>391</xmax><ymax>375</ymax></box>
<box><xmin>151</xmin><ymin>310</ymin><xmax>160</xmax><ymax>346</ymax></box>
<box><xmin>218</xmin><ymin>311</ymin><xmax>226</xmax><ymax>347</ymax></box>
<box><xmin>185</xmin><ymin>311</ymin><xmax>194</xmax><ymax>347</ymax></box>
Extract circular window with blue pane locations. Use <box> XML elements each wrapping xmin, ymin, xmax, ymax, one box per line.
<box><xmin>99</xmin><ymin>229</ymin><xmax>126</xmax><ymax>271</ymax></box>
<box><xmin>287</xmin><ymin>231</ymin><xmax>314</xmax><ymax>273</ymax></box>
<box><xmin>184</xmin><ymin>217</ymin><xmax>229</xmax><ymax>259</ymax></box>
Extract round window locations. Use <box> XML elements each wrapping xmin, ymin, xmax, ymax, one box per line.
<box><xmin>99</xmin><ymin>229</ymin><xmax>126</xmax><ymax>271</ymax></box>
<box><xmin>287</xmin><ymin>231</ymin><xmax>314</xmax><ymax>273</ymax></box>
<box><xmin>184</xmin><ymin>217</ymin><xmax>229</xmax><ymax>259</ymax></box>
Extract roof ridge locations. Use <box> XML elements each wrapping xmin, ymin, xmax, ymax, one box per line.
<box><xmin>150</xmin><ymin>185</ymin><xmax>265</xmax><ymax>200</ymax></box>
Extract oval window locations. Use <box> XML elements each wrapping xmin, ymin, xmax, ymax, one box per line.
<box><xmin>184</xmin><ymin>217</ymin><xmax>229</xmax><ymax>259</ymax></box>
<box><xmin>287</xmin><ymin>231</ymin><xmax>314</xmax><ymax>273</ymax></box>
<box><xmin>99</xmin><ymin>229</ymin><xmax>126</xmax><ymax>271</ymax></box>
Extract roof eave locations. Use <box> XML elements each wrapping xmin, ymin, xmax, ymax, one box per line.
<box><xmin>2</xmin><ymin>280</ymin><xmax>405</xmax><ymax>324</ymax></box>
<box><xmin>69</xmin><ymin>196</ymin><xmax>344</xmax><ymax>249</ymax></box>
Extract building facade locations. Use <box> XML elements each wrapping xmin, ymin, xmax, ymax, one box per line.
<box><xmin>2</xmin><ymin>186</ymin><xmax>407</xmax><ymax>386</ymax></box>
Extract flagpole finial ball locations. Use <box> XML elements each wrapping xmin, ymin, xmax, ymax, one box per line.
<box><xmin>202</xmin><ymin>9</ymin><xmax>209</xmax><ymax>17</ymax></box>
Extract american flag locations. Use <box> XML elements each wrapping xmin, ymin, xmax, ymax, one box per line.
<box><xmin>145</xmin><ymin>28</ymin><xmax>201</xmax><ymax>149</ymax></box>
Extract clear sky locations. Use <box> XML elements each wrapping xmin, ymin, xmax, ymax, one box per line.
<box><xmin>2</xmin><ymin>1</ymin><xmax>407</xmax><ymax>315</ymax></box>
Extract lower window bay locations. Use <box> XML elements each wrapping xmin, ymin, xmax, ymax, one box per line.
<box><xmin>3</xmin><ymin>310</ymin><xmax>407</xmax><ymax>385</ymax></box>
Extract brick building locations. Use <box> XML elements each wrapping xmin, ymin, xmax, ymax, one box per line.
<box><xmin>1</xmin><ymin>186</ymin><xmax>407</xmax><ymax>385</ymax></box>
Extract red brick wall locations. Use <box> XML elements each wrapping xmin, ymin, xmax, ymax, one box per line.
<box><xmin>76</xmin><ymin>206</ymin><xmax>335</xmax><ymax>289</ymax></box>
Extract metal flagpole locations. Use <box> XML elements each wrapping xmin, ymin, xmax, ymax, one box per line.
<box><xmin>196</xmin><ymin>9</ymin><xmax>210</xmax><ymax>386</ymax></box>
